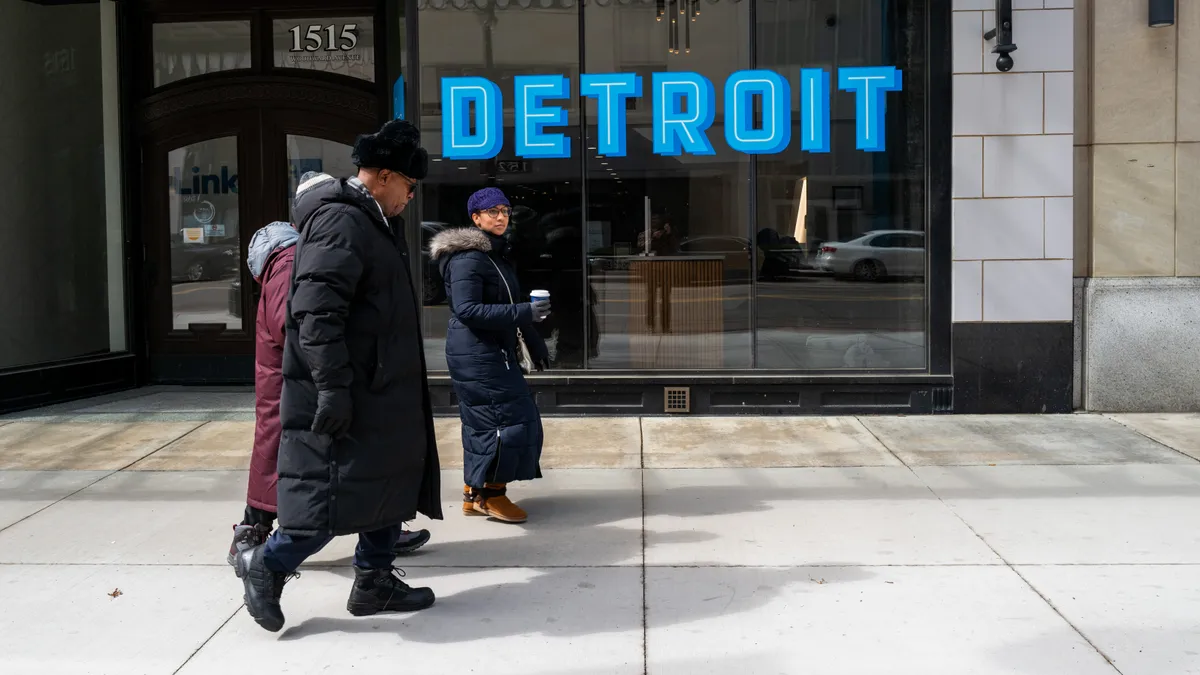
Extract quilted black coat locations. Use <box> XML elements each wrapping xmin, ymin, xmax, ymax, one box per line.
<box><xmin>430</xmin><ymin>226</ymin><xmax>547</xmax><ymax>488</ymax></box>
<box><xmin>276</xmin><ymin>174</ymin><xmax>442</xmax><ymax>537</ymax></box>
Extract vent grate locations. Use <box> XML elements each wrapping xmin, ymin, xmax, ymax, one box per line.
<box><xmin>664</xmin><ymin>387</ymin><xmax>691</xmax><ymax>413</ymax></box>
<box><xmin>931</xmin><ymin>386</ymin><xmax>954</xmax><ymax>413</ymax></box>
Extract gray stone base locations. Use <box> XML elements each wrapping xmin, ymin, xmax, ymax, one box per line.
<box><xmin>1080</xmin><ymin>278</ymin><xmax>1200</xmax><ymax>412</ymax></box>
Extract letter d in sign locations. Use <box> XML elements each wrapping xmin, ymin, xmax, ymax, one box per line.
<box><xmin>442</xmin><ymin>77</ymin><xmax>503</xmax><ymax>160</ymax></box>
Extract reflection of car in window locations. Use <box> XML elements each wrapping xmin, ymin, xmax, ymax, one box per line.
<box><xmin>170</xmin><ymin>240</ymin><xmax>238</xmax><ymax>282</ymax></box>
<box><xmin>813</xmin><ymin>229</ymin><xmax>926</xmax><ymax>282</ymax></box>
<box><xmin>676</xmin><ymin>235</ymin><xmax>806</xmax><ymax>281</ymax></box>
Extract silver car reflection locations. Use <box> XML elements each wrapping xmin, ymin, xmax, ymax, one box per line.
<box><xmin>813</xmin><ymin>230</ymin><xmax>925</xmax><ymax>282</ymax></box>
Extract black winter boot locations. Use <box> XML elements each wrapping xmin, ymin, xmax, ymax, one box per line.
<box><xmin>346</xmin><ymin>567</ymin><xmax>435</xmax><ymax>616</ymax></box>
<box><xmin>235</xmin><ymin>544</ymin><xmax>296</xmax><ymax>632</ymax></box>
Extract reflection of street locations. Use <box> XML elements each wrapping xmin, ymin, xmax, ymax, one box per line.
<box><xmin>171</xmin><ymin>279</ymin><xmax>240</xmax><ymax>329</ymax></box>
<box><xmin>422</xmin><ymin>274</ymin><xmax>926</xmax><ymax>370</ymax></box>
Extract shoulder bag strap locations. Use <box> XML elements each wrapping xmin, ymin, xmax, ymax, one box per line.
<box><xmin>486</xmin><ymin>256</ymin><xmax>515</xmax><ymax>305</ymax></box>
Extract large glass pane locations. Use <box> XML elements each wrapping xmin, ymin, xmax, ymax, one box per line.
<box><xmin>584</xmin><ymin>0</ymin><xmax>752</xmax><ymax>369</ymax></box>
<box><xmin>0</xmin><ymin>0</ymin><xmax>126</xmax><ymax>370</ymax></box>
<box><xmin>153</xmin><ymin>21</ymin><xmax>253</xmax><ymax>88</ymax></box>
<box><xmin>754</xmin><ymin>0</ymin><xmax>927</xmax><ymax>370</ymax></box>
<box><xmin>285</xmin><ymin>135</ymin><xmax>357</xmax><ymax>201</ymax></box>
<box><xmin>272</xmin><ymin>17</ymin><xmax>377</xmax><ymax>83</ymax></box>
<box><xmin>417</xmin><ymin>3</ymin><xmax>584</xmax><ymax>371</ymax></box>
<box><xmin>167</xmin><ymin>137</ymin><xmax>241</xmax><ymax>331</ymax></box>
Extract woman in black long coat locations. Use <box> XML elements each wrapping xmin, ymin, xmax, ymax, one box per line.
<box><xmin>429</xmin><ymin>187</ymin><xmax>551</xmax><ymax>523</ymax></box>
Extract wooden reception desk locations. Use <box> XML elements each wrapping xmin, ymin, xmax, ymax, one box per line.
<box><xmin>627</xmin><ymin>255</ymin><xmax>724</xmax><ymax>369</ymax></box>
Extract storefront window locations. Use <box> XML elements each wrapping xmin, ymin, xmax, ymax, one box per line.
<box><xmin>153</xmin><ymin>21</ymin><xmax>253</xmax><ymax>88</ymax></box>
<box><xmin>754</xmin><ymin>0</ymin><xmax>928</xmax><ymax>370</ymax></box>
<box><xmin>286</xmin><ymin>135</ymin><xmax>357</xmax><ymax>201</ymax></box>
<box><xmin>584</xmin><ymin>0</ymin><xmax>752</xmax><ymax>369</ymax></box>
<box><xmin>0</xmin><ymin>0</ymin><xmax>126</xmax><ymax>370</ymax></box>
<box><xmin>416</xmin><ymin>2</ymin><xmax>583</xmax><ymax>371</ymax></box>
<box><xmin>407</xmin><ymin>0</ymin><xmax>931</xmax><ymax>374</ymax></box>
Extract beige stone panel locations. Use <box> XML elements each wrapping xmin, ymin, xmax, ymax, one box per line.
<box><xmin>435</xmin><ymin>417</ymin><xmax>641</xmax><ymax>470</ymax></box>
<box><xmin>642</xmin><ymin>417</ymin><xmax>900</xmax><ymax>468</ymax></box>
<box><xmin>1092</xmin><ymin>0</ymin><xmax>1177</xmax><ymax>144</ymax></box>
<box><xmin>0</xmin><ymin>422</ymin><xmax>201</xmax><ymax>470</ymax></box>
<box><xmin>1075</xmin><ymin>145</ymin><xmax>1093</xmax><ymax>276</ymax></box>
<box><xmin>1178</xmin><ymin>0</ymin><xmax>1200</xmax><ymax>141</ymax></box>
<box><xmin>1075</xmin><ymin>0</ymin><xmax>1091</xmax><ymax>145</ymax></box>
<box><xmin>1092</xmin><ymin>143</ymin><xmax>1176</xmax><ymax>276</ymax></box>
<box><xmin>1177</xmin><ymin>143</ymin><xmax>1200</xmax><ymax>275</ymax></box>
<box><xmin>127</xmin><ymin>421</ymin><xmax>253</xmax><ymax>470</ymax></box>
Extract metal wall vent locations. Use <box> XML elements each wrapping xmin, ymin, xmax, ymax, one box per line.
<box><xmin>664</xmin><ymin>387</ymin><xmax>691</xmax><ymax>413</ymax></box>
<box><xmin>931</xmin><ymin>386</ymin><xmax>954</xmax><ymax>413</ymax></box>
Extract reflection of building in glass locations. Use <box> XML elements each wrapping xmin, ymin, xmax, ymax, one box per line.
<box><xmin>416</xmin><ymin>0</ymin><xmax>927</xmax><ymax>373</ymax></box>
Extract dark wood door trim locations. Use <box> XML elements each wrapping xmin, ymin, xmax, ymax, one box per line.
<box><xmin>138</xmin><ymin>78</ymin><xmax>380</xmax><ymax>366</ymax></box>
<box><xmin>140</xmin><ymin>75</ymin><xmax>377</xmax><ymax>129</ymax></box>
<box><xmin>142</xmin><ymin>108</ymin><xmax>261</xmax><ymax>356</ymax></box>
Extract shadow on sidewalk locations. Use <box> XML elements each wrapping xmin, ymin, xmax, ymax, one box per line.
<box><xmin>285</xmin><ymin>486</ymin><xmax>876</xmax><ymax>643</ymax></box>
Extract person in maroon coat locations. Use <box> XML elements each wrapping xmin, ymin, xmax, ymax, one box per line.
<box><xmin>227</xmin><ymin>214</ymin><xmax>430</xmax><ymax>564</ymax></box>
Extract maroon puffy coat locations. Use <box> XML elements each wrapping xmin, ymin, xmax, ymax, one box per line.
<box><xmin>246</xmin><ymin>245</ymin><xmax>295</xmax><ymax>512</ymax></box>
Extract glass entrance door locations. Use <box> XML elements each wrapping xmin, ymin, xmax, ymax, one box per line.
<box><xmin>145</xmin><ymin>111</ymin><xmax>260</xmax><ymax>366</ymax></box>
<box><xmin>143</xmin><ymin>108</ymin><xmax>373</xmax><ymax>380</ymax></box>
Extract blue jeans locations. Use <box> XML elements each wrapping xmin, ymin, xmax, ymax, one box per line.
<box><xmin>262</xmin><ymin>525</ymin><xmax>403</xmax><ymax>573</ymax></box>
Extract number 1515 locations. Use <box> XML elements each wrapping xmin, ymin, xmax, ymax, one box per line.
<box><xmin>289</xmin><ymin>24</ymin><xmax>358</xmax><ymax>52</ymax></box>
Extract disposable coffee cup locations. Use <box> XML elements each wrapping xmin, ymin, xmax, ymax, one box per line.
<box><xmin>530</xmin><ymin>290</ymin><xmax>550</xmax><ymax>319</ymax></box>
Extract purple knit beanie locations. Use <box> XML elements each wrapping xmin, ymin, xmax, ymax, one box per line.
<box><xmin>467</xmin><ymin>187</ymin><xmax>510</xmax><ymax>215</ymax></box>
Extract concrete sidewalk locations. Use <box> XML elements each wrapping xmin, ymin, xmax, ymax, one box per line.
<box><xmin>1</xmin><ymin>387</ymin><xmax>1199</xmax><ymax>674</ymax></box>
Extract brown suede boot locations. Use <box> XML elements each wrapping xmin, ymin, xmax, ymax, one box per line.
<box><xmin>469</xmin><ymin>483</ymin><xmax>527</xmax><ymax>523</ymax></box>
<box><xmin>462</xmin><ymin>484</ymin><xmax>480</xmax><ymax>516</ymax></box>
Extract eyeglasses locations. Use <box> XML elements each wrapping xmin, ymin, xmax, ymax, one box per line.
<box><xmin>387</xmin><ymin>171</ymin><xmax>418</xmax><ymax>198</ymax></box>
<box><xmin>482</xmin><ymin>207</ymin><xmax>512</xmax><ymax>218</ymax></box>
<box><xmin>399</xmin><ymin>175</ymin><xmax>418</xmax><ymax>198</ymax></box>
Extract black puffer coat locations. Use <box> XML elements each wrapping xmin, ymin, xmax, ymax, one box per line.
<box><xmin>277</xmin><ymin>174</ymin><xmax>442</xmax><ymax>537</ymax></box>
<box><xmin>429</xmin><ymin>226</ymin><xmax>547</xmax><ymax>488</ymax></box>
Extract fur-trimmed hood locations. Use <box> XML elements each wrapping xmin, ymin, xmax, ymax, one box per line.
<box><xmin>429</xmin><ymin>226</ymin><xmax>493</xmax><ymax>260</ymax></box>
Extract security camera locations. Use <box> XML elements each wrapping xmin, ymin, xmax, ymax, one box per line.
<box><xmin>995</xmin><ymin>51</ymin><xmax>1015</xmax><ymax>72</ymax></box>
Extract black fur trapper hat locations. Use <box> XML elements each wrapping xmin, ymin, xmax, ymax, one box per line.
<box><xmin>351</xmin><ymin>118</ymin><xmax>429</xmax><ymax>180</ymax></box>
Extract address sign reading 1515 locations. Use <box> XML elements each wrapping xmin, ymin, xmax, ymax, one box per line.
<box><xmin>288</xmin><ymin>24</ymin><xmax>359</xmax><ymax>52</ymax></box>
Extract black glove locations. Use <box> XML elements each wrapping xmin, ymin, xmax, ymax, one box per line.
<box><xmin>530</xmin><ymin>298</ymin><xmax>552</xmax><ymax>322</ymax></box>
<box><xmin>312</xmin><ymin>389</ymin><xmax>353</xmax><ymax>438</ymax></box>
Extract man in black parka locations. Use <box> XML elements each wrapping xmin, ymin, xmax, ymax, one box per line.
<box><xmin>234</xmin><ymin>119</ymin><xmax>443</xmax><ymax>633</ymax></box>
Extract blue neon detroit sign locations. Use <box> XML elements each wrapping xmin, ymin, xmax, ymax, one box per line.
<box><xmin>441</xmin><ymin>67</ymin><xmax>902</xmax><ymax>161</ymax></box>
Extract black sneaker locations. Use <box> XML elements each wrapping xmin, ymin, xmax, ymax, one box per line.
<box><xmin>392</xmin><ymin>528</ymin><xmax>431</xmax><ymax>555</ymax></box>
<box><xmin>346</xmin><ymin>566</ymin><xmax>435</xmax><ymax>616</ymax></box>
<box><xmin>228</xmin><ymin>523</ymin><xmax>271</xmax><ymax>569</ymax></box>
<box><xmin>235</xmin><ymin>544</ymin><xmax>297</xmax><ymax>633</ymax></box>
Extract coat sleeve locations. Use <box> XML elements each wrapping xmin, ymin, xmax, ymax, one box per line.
<box><xmin>263</xmin><ymin>252</ymin><xmax>292</xmax><ymax>350</ymax></box>
<box><xmin>445</xmin><ymin>253</ymin><xmax>534</xmax><ymax>330</ymax></box>
<box><xmin>289</xmin><ymin>206</ymin><xmax>363</xmax><ymax>391</ymax></box>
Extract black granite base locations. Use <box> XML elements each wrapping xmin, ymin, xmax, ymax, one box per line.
<box><xmin>952</xmin><ymin>322</ymin><xmax>1073</xmax><ymax>414</ymax></box>
<box><xmin>0</xmin><ymin>354</ymin><xmax>138</xmax><ymax>414</ymax></box>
